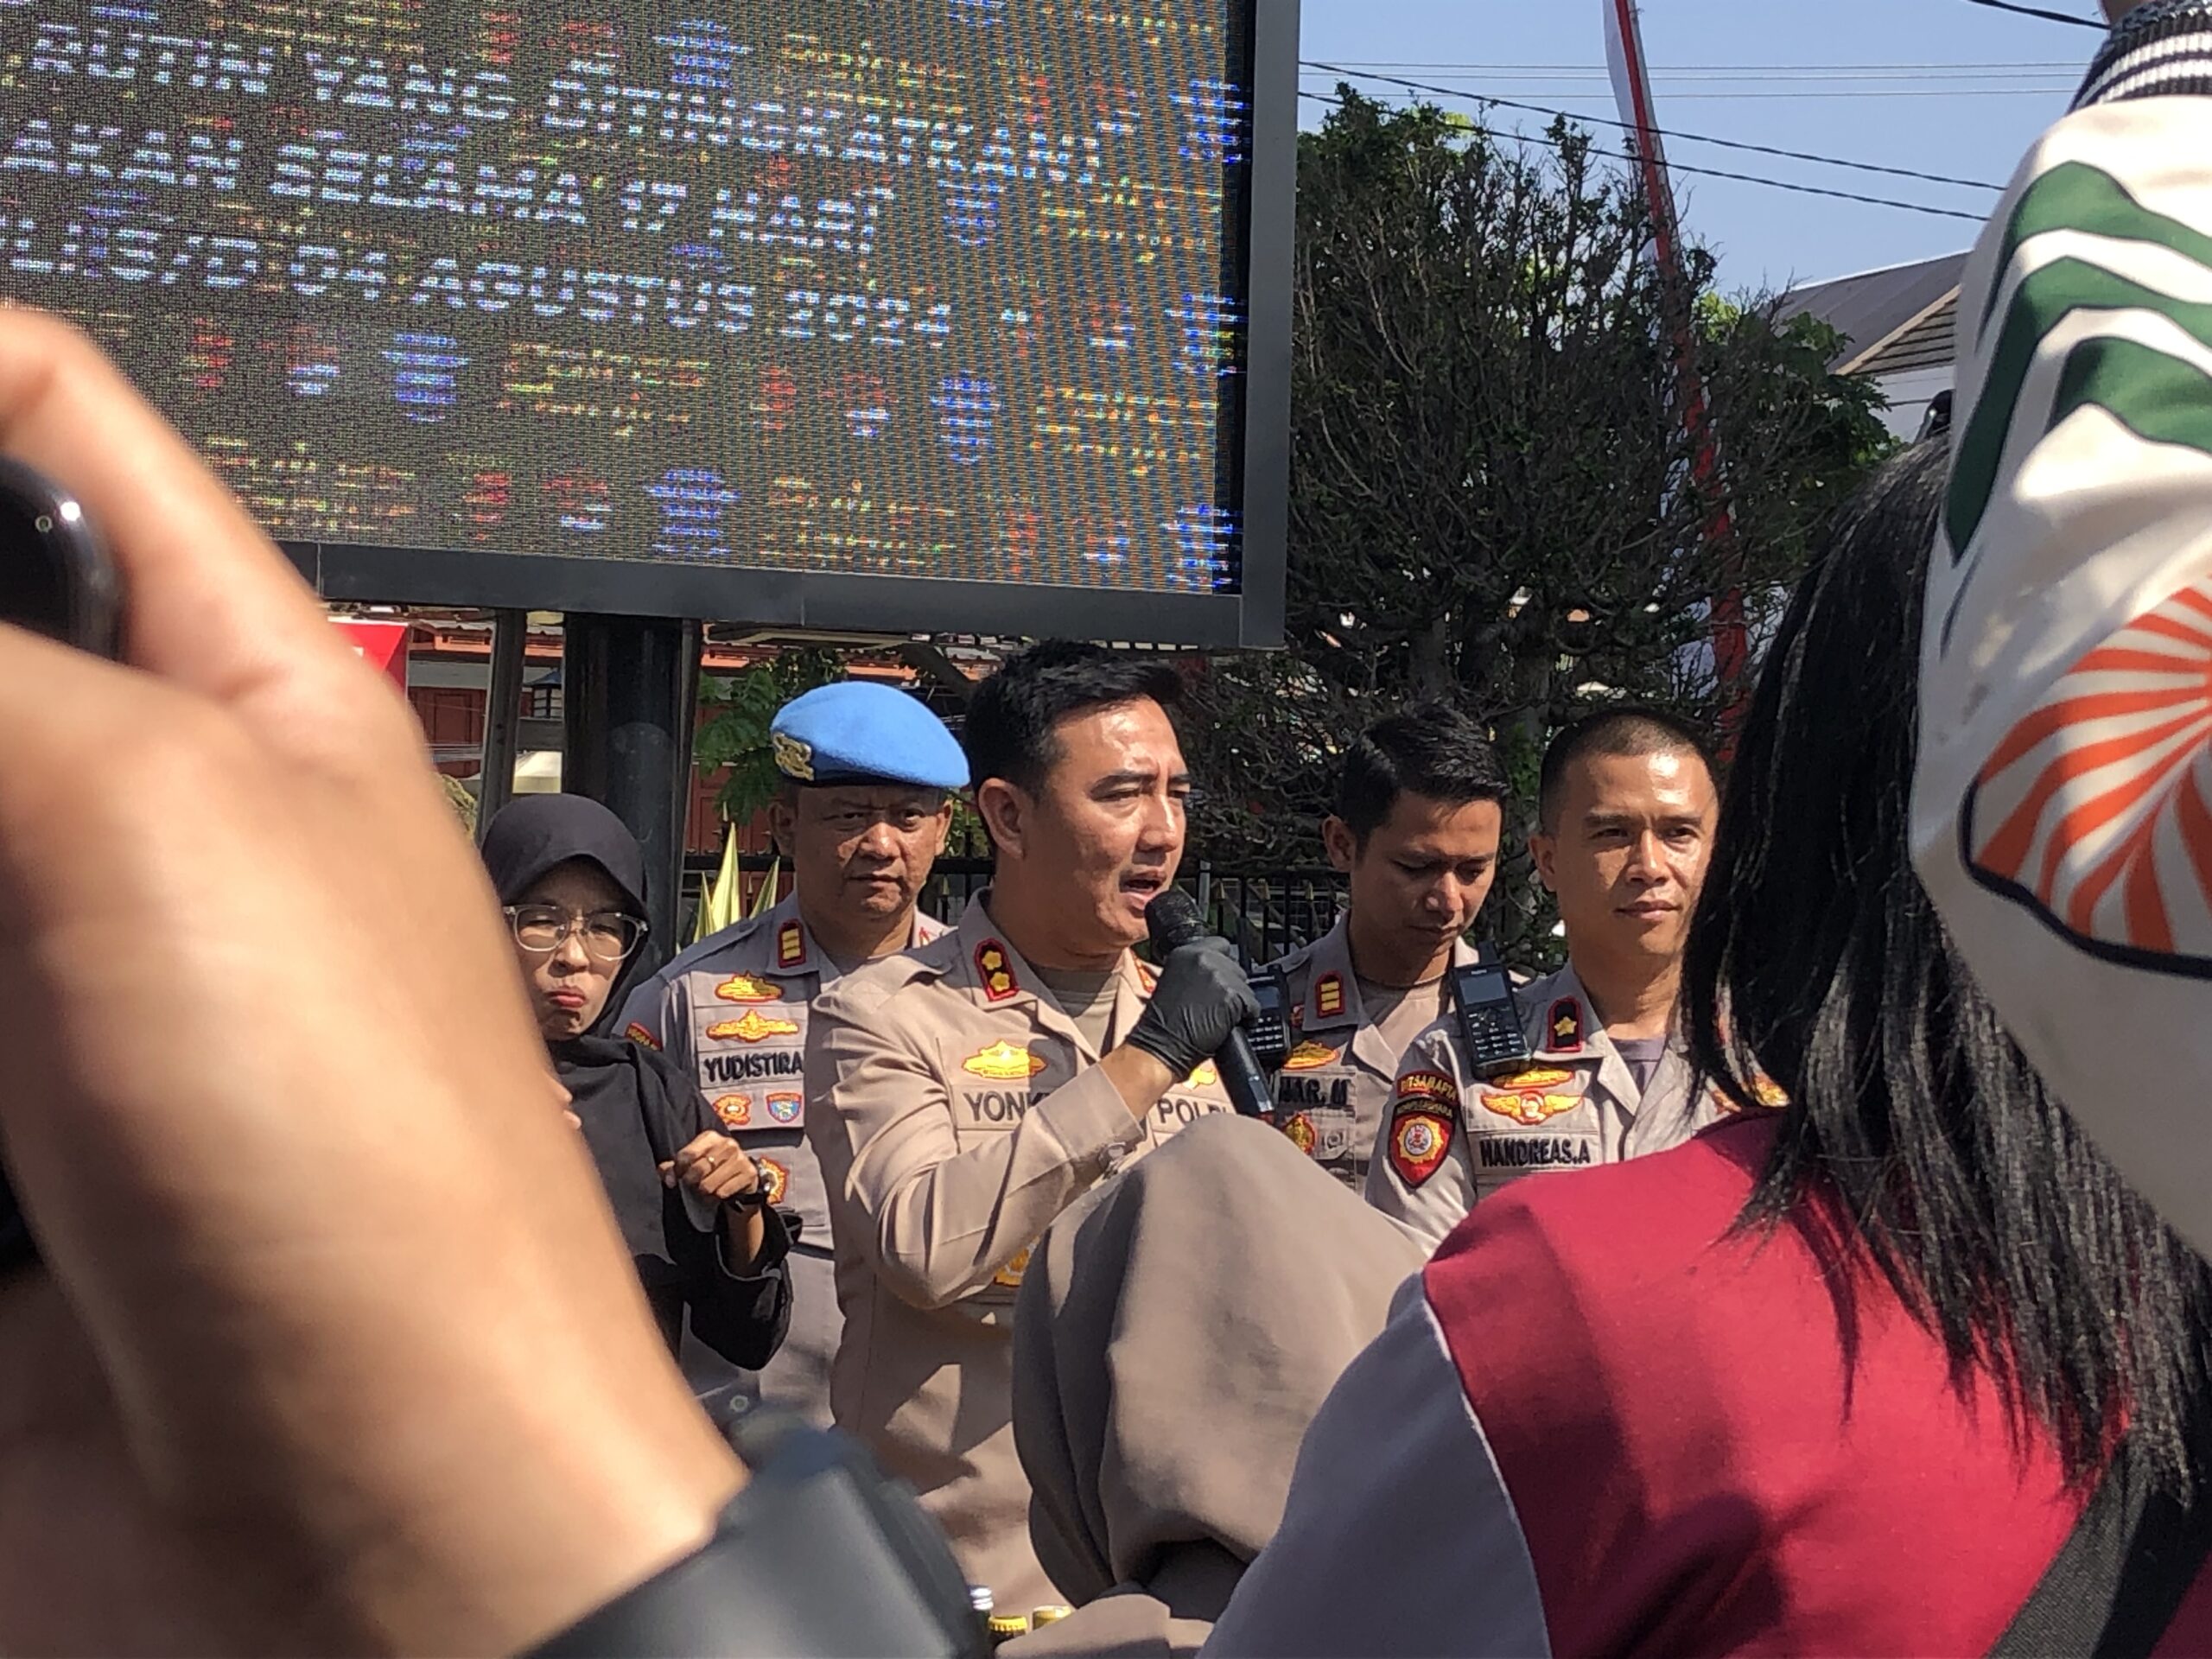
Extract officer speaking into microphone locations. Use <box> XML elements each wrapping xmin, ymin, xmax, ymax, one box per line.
<box><xmin>802</xmin><ymin>640</ymin><xmax>1248</xmax><ymax>1613</ymax></box>
<box><xmin>619</xmin><ymin>681</ymin><xmax>965</xmax><ymax>1424</ymax></box>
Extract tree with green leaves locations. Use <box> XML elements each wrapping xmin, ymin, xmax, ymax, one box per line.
<box><xmin>1185</xmin><ymin>90</ymin><xmax>1897</xmax><ymax>962</ymax></box>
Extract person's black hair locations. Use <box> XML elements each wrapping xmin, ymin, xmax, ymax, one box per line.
<box><xmin>1684</xmin><ymin>438</ymin><xmax>2212</xmax><ymax>1501</ymax></box>
<box><xmin>963</xmin><ymin>640</ymin><xmax>1185</xmax><ymax>804</ymax></box>
<box><xmin>1332</xmin><ymin>703</ymin><xmax>1507</xmax><ymax>849</ymax></box>
<box><xmin>1536</xmin><ymin>707</ymin><xmax>1714</xmax><ymax>833</ymax></box>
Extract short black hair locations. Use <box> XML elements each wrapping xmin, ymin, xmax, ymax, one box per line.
<box><xmin>963</xmin><ymin>640</ymin><xmax>1185</xmax><ymax>802</ymax></box>
<box><xmin>1536</xmin><ymin>707</ymin><xmax>1714</xmax><ymax>834</ymax></box>
<box><xmin>1332</xmin><ymin>703</ymin><xmax>1507</xmax><ymax>849</ymax></box>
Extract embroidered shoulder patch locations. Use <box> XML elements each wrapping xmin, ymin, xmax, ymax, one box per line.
<box><xmin>623</xmin><ymin>1020</ymin><xmax>661</xmax><ymax>1050</ymax></box>
<box><xmin>1393</xmin><ymin>1069</ymin><xmax>1460</xmax><ymax>1110</ymax></box>
<box><xmin>1389</xmin><ymin>1109</ymin><xmax>1454</xmax><ymax>1190</ymax></box>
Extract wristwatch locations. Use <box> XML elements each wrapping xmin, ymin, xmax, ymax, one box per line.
<box><xmin>524</xmin><ymin>1414</ymin><xmax>987</xmax><ymax>1658</ymax></box>
<box><xmin>722</xmin><ymin>1183</ymin><xmax>768</xmax><ymax>1216</ymax></box>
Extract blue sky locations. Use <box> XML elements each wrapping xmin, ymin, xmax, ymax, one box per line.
<box><xmin>1295</xmin><ymin>0</ymin><xmax>2098</xmax><ymax>296</ymax></box>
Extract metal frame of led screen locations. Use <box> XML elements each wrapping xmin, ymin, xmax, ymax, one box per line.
<box><xmin>0</xmin><ymin>0</ymin><xmax>1294</xmax><ymax>646</ymax></box>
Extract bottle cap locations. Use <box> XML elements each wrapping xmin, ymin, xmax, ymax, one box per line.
<box><xmin>988</xmin><ymin>1615</ymin><xmax>1032</xmax><ymax>1639</ymax></box>
<box><xmin>1030</xmin><ymin>1605</ymin><xmax>1074</xmax><ymax>1627</ymax></box>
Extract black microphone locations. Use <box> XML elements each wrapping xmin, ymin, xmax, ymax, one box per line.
<box><xmin>1144</xmin><ymin>889</ymin><xmax>1274</xmax><ymax>1122</ymax></box>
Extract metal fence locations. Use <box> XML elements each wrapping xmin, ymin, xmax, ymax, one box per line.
<box><xmin>678</xmin><ymin>855</ymin><xmax>1349</xmax><ymax>967</ymax></box>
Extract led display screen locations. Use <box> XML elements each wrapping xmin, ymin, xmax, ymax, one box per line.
<box><xmin>0</xmin><ymin>0</ymin><xmax>1292</xmax><ymax>641</ymax></box>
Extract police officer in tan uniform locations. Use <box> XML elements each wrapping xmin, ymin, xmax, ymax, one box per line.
<box><xmin>618</xmin><ymin>681</ymin><xmax>965</xmax><ymax>1422</ymax></box>
<box><xmin>804</xmin><ymin>641</ymin><xmax>1249</xmax><ymax>1611</ymax></box>
<box><xmin>1369</xmin><ymin>709</ymin><xmax>1726</xmax><ymax>1246</ymax></box>
<box><xmin>1263</xmin><ymin>706</ymin><xmax>1505</xmax><ymax>1190</ymax></box>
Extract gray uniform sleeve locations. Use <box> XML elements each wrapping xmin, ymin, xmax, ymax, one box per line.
<box><xmin>615</xmin><ymin>968</ymin><xmax>690</xmax><ymax>1065</ymax></box>
<box><xmin>805</xmin><ymin>988</ymin><xmax>1146</xmax><ymax>1312</ymax></box>
<box><xmin>1362</xmin><ymin>1022</ymin><xmax>1477</xmax><ymax>1249</ymax></box>
<box><xmin>1201</xmin><ymin>1278</ymin><xmax>1550</xmax><ymax>1659</ymax></box>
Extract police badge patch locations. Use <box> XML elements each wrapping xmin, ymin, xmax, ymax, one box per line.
<box><xmin>757</xmin><ymin>1157</ymin><xmax>791</xmax><ymax>1206</ymax></box>
<box><xmin>712</xmin><ymin>1093</ymin><xmax>753</xmax><ymax>1129</ymax></box>
<box><xmin>1389</xmin><ymin>1109</ymin><xmax>1454</xmax><ymax>1190</ymax></box>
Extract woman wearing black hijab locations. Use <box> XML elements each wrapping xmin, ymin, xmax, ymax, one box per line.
<box><xmin>480</xmin><ymin>793</ymin><xmax>790</xmax><ymax>1372</ymax></box>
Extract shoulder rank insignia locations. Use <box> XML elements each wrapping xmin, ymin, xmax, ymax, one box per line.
<box><xmin>707</xmin><ymin>1010</ymin><xmax>801</xmax><ymax>1044</ymax></box>
<box><xmin>1548</xmin><ymin>997</ymin><xmax>1585</xmax><ymax>1053</ymax></box>
<box><xmin>1282</xmin><ymin>1039</ymin><xmax>1341</xmax><ymax>1071</ymax></box>
<box><xmin>1314</xmin><ymin>972</ymin><xmax>1346</xmax><ymax>1020</ymax></box>
<box><xmin>1282</xmin><ymin>1112</ymin><xmax>1319</xmax><ymax>1157</ymax></box>
<box><xmin>757</xmin><ymin>1156</ymin><xmax>791</xmax><ymax>1206</ymax></box>
<box><xmin>714</xmin><ymin>973</ymin><xmax>779</xmax><ymax>1005</ymax></box>
<box><xmin>1388</xmin><ymin>1092</ymin><xmax>1456</xmax><ymax>1191</ymax></box>
<box><xmin>964</xmin><ymin>1040</ymin><xmax>1047</xmax><ymax>1081</ymax></box>
<box><xmin>1137</xmin><ymin>961</ymin><xmax>1159</xmax><ymax>996</ymax></box>
<box><xmin>623</xmin><ymin>1020</ymin><xmax>662</xmax><ymax>1050</ymax></box>
<box><xmin>976</xmin><ymin>939</ymin><xmax>1020</xmax><ymax>1002</ymax></box>
<box><xmin>776</xmin><ymin>921</ymin><xmax>807</xmax><ymax>970</ymax></box>
<box><xmin>712</xmin><ymin>1093</ymin><xmax>752</xmax><ymax>1129</ymax></box>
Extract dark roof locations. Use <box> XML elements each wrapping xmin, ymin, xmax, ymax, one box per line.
<box><xmin>1781</xmin><ymin>251</ymin><xmax>1970</xmax><ymax>374</ymax></box>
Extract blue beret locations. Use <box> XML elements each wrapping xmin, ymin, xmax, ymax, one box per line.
<box><xmin>769</xmin><ymin>682</ymin><xmax>969</xmax><ymax>791</ymax></box>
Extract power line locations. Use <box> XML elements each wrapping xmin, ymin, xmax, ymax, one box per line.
<box><xmin>1960</xmin><ymin>0</ymin><xmax>2106</xmax><ymax>26</ymax></box>
<box><xmin>1316</xmin><ymin>60</ymin><xmax>2084</xmax><ymax>72</ymax></box>
<box><xmin>1305</xmin><ymin>67</ymin><xmax>2078</xmax><ymax>82</ymax></box>
<box><xmin>1303</xmin><ymin>61</ymin><xmax>2005</xmax><ymax>192</ymax></box>
<box><xmin>1303</xmin><ymin>83</ymin><xmax>2072</xmax><ymax>101</ymax></box>
<box><xmin>1296</xmin><ymin>87</ymin><xmax>1990</xmax><ymax>222</ymax></box>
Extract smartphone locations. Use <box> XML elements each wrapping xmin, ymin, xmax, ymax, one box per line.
<box><xmin>0</xmin><ymin>457</ymin><xmax>123</xmax><ymax>1274</ymax></box>
<box><xmin>1450</xmin><ymin>960</ymin><xmax>1535</xmax><ymax>1077</ymax></box>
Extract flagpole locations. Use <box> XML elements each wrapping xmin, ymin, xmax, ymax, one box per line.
<box><xmin>1604</xmin><ymin>0</ymin><xmax>1751</xmax><ymax>722</ymax></box>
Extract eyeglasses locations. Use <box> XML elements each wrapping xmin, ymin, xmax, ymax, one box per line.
<box><xmin>503</xmin><ymin>905</ymin><xmax>647</xmax><ymax>963</ymax></box>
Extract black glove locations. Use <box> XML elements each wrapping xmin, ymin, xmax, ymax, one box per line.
<box><xmin>1124</xmin><ymin>938</ymin><xmax>1261</xmax><ymax>1081</ymax></box>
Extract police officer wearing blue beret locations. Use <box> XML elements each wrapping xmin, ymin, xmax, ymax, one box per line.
<box><xmin>619</xmin><ymin>680</ymin><xmax>968</xmax><ymax>1425</ymax></box>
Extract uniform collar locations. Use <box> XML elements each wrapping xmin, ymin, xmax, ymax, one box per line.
<box><xmin>952</xmin><ymin>892</ymin><xmax>1148</xmax><ymax>1064</ymax></box>
<box><xmin>1299</xmin><ymin>917</ymin><xmax>1479</xmax><ymax>1077</ymax></box>
<box><xmin>1297</xmin><ymin>917</ymin><xmax>1363</xmax><ymax>1035</ymax></box>
<box><xmin>770</xmin><ymin>891</ymin><xmax>944</xmax><ymax>982</ymax></box>
<box><xmin>760</xmin><ymin>891</ymin><xmax>814</xmax><ymax>979</ymax></box>
<box><xmin>1527</xmin><ymin>959</ymin><xmax>1688</xmax><ymax>1117</ymax></box>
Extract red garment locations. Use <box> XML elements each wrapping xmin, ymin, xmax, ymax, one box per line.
<box><xmin>1421</xmin><ymin>1116</ymin><xmax>2210</xmax><ymax>1654</ymax></box>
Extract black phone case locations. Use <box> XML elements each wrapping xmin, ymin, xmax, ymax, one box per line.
<box><xmin>0</xmin><ymin>457</ymin><xmax>123</xmax><ymax>1275</ymax></box>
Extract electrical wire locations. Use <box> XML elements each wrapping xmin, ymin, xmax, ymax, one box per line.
<box><xmin>1315</xmin><ymin>60</ymin><xmax>2083</xmax><ymax>73</ymax></box>
<box><xmin>1960</xmin><ymin>0</ymin><xmax>2106</xmax><ymax>26</ymax></box>
<box><xmin>1295</xmin><ymin>87</ymin><xmax>1990</xmax><ymax>222</ymax></box>
<box><xmin>1303</xmin><ymin>61</ymin><xmax>2007</xmax><ymax>192</ymax></box>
